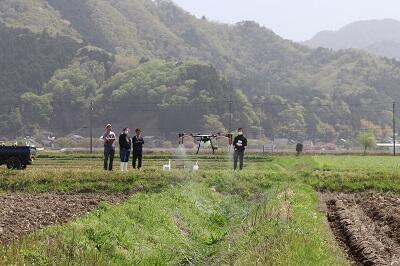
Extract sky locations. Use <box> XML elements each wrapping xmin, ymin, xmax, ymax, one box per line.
<box><xmin>173</xmin><ymin>0</ymin><xmax>400</xmax><ymax>41</ymax></box>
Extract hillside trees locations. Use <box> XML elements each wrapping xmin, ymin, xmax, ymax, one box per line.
<box><xmin>11</xmin><ymin>57</ymin><xmax>258</xmax><ymax>138</ymax></box>
<box><xmin>97</xmin><ymin>60</ymin><xmax>257</xmax><ymax>135</ymax></box>
<box><xmin>20</xmin><ymin>92</ymin><xmax>53</xmax><ymax>130</ymax></box>
<box><xmin>0</xmin><ymin>25</ymin><xmax>81</xmax><ymax>136</ymax></box>
<box><xmin>1</xmin><ymin>0</ymin><xmax>400</xmax><ymax>141</ymax></box>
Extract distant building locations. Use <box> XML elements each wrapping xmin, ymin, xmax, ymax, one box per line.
<box><xmin>314</xmin><ymin>143</ymin><xmax>337</xmax><ymax>151</ymax></box>
<box><xmin>377</xmin><ymin>143</ymin><xmax>400</xmax><ymax>152</ymax></box>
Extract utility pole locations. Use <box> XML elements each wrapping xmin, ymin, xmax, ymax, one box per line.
<box><xmin>258</xmin><ymin>105</ymin><xmax>263</xmax><ymax>140</ymax></box>
<box><xmin>393</xmin><ymin>102</ymin><xmax>396</xmax><ymax>156</ymax></box>
<box><xmin>90</xmin><ymin>100</ymin><xmax>94</xmax><ymax>154</ymax></box>
<box><xmin>258</xmin><ymin>105</ymin><xmax>263</xmax><ymax>152</ymax></box>
<box><xmin>228</xmin><ymin>98</ymin><xmax>232</xmax><ymax>133</ymax></box>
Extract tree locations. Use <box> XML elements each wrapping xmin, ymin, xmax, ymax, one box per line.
<box><xmin>317</xmin><ymin>122</ymin><xmax>338</xmax><ymax>142</ymax></box>
<box><xmin>20</xmin><ymin>92</ymin><xmax>53</xmax><ymax>128</ymax></box>
<box><xmin>357</xmin><ymin>131</ymin><xmax>376</xmax><ymax>155</ymax></box>
<box><xmin>203</xmin><ymin>114</ymin><xmax>225</xmax><ymax>133</ymax></box>
<box><xmin>8</xmin><ymin>108</ymin><xmax>23</xmax><ymax>138</ymax></box>
<box><xmin>275</xmin><ymin>104</ymin><xmax>307</xmax><ymax>141</ymax></box>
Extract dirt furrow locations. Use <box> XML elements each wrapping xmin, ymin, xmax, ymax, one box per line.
<box><xmin>0</xmin><ymin>193</ymin><xmax>128</xmax><ymax>244</ymax></box>
<box><xmin>360</xmin><ymin>195</ymin><xmax>400</xmax><ymax>245</ymax></box>
<box><xmin>323</xmin><ymin>193</ymin><xmax>400</xmax><ymax>266</ymax></box>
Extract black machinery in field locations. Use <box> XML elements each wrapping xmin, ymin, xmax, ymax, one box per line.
<box><xmin>0</xmin><ymin>146</ymin><xmax>36</xmax><ymax>170</ymax></box>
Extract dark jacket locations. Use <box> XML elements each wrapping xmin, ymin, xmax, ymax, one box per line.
<box><xmin>233</xmin><ymin>135</ymin><xmax>247</xmax><ymax>151</ymax></box>
<box><xmin>119</xmin><ymin>133</ymin><xmax>132</xmax><ymax>150</ymax></box>
<box><xmin>132</xmin><ymin>135</ymin><xmax>144</xmax><ymax>154</ymax></box>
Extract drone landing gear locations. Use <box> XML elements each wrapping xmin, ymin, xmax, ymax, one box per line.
<box><xmin>196</xmin><ymin>140</ymin><xmax>217</xmax><ymax>154</ymax></box>
<box><xmin>210</xmin><ymin>139</ymin><xmax>217</xmax><ymax>154</ymax></box>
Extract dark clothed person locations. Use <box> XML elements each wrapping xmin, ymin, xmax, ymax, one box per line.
<box><xmin>103</xmin><ymin>127</ymin><xmax>116</xmax><ymax>171</ymax></box>
<box><xmin>119</xmin><ymin>132</ymin><xmax>132</xmax><ymax>163</ymax></box>
<box><xmin>132</xmin><ymin>132</ymin><xmax>144</xmax><ymax>169</ymax></box>
<box><xmin>233</xmin><ymin>130</ymin><xmax>247</xmax><ymax>170</ymax></box>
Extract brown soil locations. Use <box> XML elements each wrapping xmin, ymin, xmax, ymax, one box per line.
<box><xmin>321</xmin><ymin>192</ymin><xmax>400</xmax><ymax>266</ymax></box>
<box><xmin>0</xmin><ymin>193</ymin><xmax>128</xmax><ymax>244</ymax></box>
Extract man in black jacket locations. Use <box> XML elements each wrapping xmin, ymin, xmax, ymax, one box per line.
<box><xmin>132</xmin><ymin>128</ymin><xmax>144</xmax><ymax>169</ymax></box>
<box><xmin>233</xmin><ymin>128</ymin><xmax>247</xmax><ymax>170</ymax></box>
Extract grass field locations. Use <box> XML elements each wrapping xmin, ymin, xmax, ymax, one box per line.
<box><xmin>0</xmin><ymin>152</ymin><xmax>399</xmax><ymax>265</ymax></box>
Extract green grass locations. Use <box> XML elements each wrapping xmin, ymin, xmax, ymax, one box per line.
<box><xmin>1</xmin><ymin>182</ymin><xmax>253</xmax><ymax>265</ymax></box>
<box><xmin>304</xmin><ymin>169</ymin><xmax>400</xmax><ymax>192</ymax></box>
<box><xmin>0</xmin><ymin>167</ymin><xmax>186</xmax><ymax>194</ymax></box>
<box><xmin>304</xmin><ymin>155</ymin><xmax>400</xmax><ymax>192</ymax></box>
<box><xmin>2</xmin><ymin>153</ymin><xmax>400</xmax><ymax>265</ymax></box>
<box><xmin>215</xmin><ymin>183</ymin><xmax>347</xmax><ymax>265</ymax></box>
<box><xmin>313</xmin><ymin>155</ymin><xmax>400</xmax><ymax>171</ymax></box>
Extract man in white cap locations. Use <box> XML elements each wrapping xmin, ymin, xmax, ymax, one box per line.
<box><xmin>102</xmin><ymin>124</ymin><xmax>116</xmax><ymax>171</ymax></box>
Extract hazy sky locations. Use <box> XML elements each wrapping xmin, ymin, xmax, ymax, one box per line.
<box><xmin>173</xmin><ymin>0</ymin><xmax>400</xmax><ymax>41</ymax></box>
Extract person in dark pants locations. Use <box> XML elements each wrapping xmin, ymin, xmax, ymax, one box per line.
<box><xmin>233</xmin><ymin>128</ymin><xmax>247</xmax><ymax>170</ymax></box>
<box><xmin>132</xmin><ymin>128</ymin><xmax>144</xmax><ymax>169</ymax></box>
<box><xmin>119</xmin><ymin>127</ymin><xmax>131</xmax><ymax>172</ymax></box>
<box><xmin>102</xmin><ymin>124</ymin><xmax>116</xmax><ymax>171</ymax></box>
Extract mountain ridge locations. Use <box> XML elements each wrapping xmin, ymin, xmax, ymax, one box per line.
<box><xmin>304</xmin><ymin>18</ymin><xmax>400</xmax><ymax>59</ymax></box>
<box><xmin>1</xmin><ymin>0</ymin><xmax>400</xmax><ymax>142</ymax></box>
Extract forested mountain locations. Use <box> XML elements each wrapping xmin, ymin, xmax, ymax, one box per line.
<box><xmin>304</xmin><ymin>19</ymin><xmax>400</xmax><ymax>59</ymax></box>
<box><xmin>1</xmin><ymin>0</ymin><xmax>400</xmax><ymax>142</ymax></box>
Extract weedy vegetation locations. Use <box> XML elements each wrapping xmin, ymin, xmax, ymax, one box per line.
<box><xmin>0</xmin><ymin>153</ymin><xmax>399</xmax><ymax>265</ymax></box>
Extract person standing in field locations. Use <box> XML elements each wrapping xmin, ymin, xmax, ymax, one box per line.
<box><xmin>119</xmin><ymin>127</ymin><xmax>131</xmax><ymax>172</ymax></box>
<box><xmin>102</xmin><ymin>124</ymin><xmax>116</xmax><ymax>171</ymax></box>
<box><xmin>132</xmin><ymin>128</ymin><xmax>144</xmax><ymax>169</ymax></box>
<box><xmin>233</xmin><ymin>128</ymin><xmax>247</xmax><ymax>170</ymax></box>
